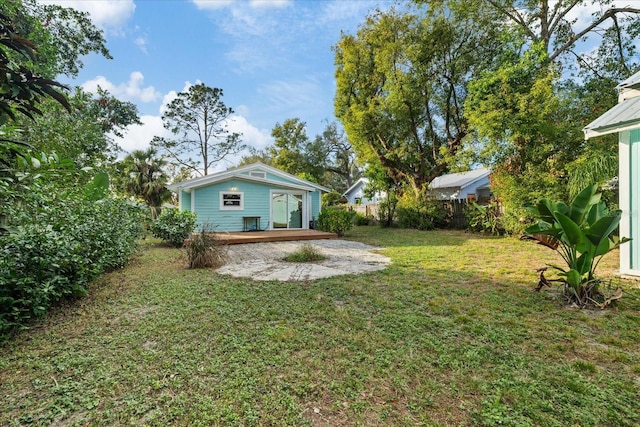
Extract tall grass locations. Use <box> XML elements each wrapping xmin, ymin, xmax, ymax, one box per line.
<box><xmin>185</xmin><ymin>225</ymin><xmax>227</xmax><ymax>268</ymax></box>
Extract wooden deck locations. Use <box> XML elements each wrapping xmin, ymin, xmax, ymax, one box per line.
<box><xmin>212</xmin><ymin>229</ymin><xmax>339</xmax><ymax>245</ymax></box>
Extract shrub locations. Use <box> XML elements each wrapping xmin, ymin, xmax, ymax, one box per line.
<box><xmin>283</xmin><ymin>243</ymin><xmax>326</xmax><ymax>262</ymax></box>
<box><xmin>377</xmin><ymin>194</ymin><xmax>398</xmax><ymax>227</ymax></box>
<box><xmin>466</xmin><ymin>201</ymin><xmax>505</xmax><ymax>235</ymax></box>
<box><xmin>317</xmin><ymin>208</ymin><xmax>356</xmax><ymax>237</ymax></box>
<box><xmin>353</xmin><ymin>212</ymin><xmax>372</xmax><ymax>226</ymax></box>
<box><xmin>151</xmin><ymin>209</ymin><xmax>197</xmax><ymax>247</ymax></box>
<box><xmin>322</xmin><ymin>190</ymin><xmax>346</xmax><ymax>208</ymax></box>
<box><xmin>185</xmin><ymin>224</ymin><xmax>227</xmax><ymax>269</ymax></box>
<box><xmin>524</xmin><ymin>184</ymin><xmax>630</xmax><ymax>306</ymax></box>
<box><xmin>396</xmin><ymin>193</ymin><xmax>449</xmax><ymax>230</ymax></box>
<box><xmin>490</xmin><ymin>166</ymin><xmax>564</xmax><ymax>234</ymax></box>
<box><xmin>0</xmin><ymin>193</ymin><xmax>145</xmax><ymax>340</ymax></box>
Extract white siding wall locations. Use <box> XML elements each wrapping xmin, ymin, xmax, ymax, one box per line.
<box><xmin>620</xmin><ymin>129</ymin><xmax>640</xmax><ymax>276</ymax></box>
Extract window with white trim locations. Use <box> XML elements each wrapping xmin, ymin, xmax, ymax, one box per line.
<box><xmin>250</xmin><ymin>171</ymin><xmax>266</xmax><ymax>179</ymax></box>
<box><xmin>220</xmin><ymin>192</ymin><xmax>244</xmax><ymax>210</ymax></box>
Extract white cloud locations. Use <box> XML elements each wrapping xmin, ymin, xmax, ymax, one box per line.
<box><xmin>113</xmin><ymin>114</ymin><xmax>169</xmax><ymax>154</ymax></box>
<box><xmin>249</xmin><ymin>0</ymin><xmax>290</xmax><ymax>9</ymax></box>
<box><xmin>319</xmin><ymin>0</ymin><xmax>386</xmax><ymax>26</ymax></box>
<box><xmin>82</xmin><ymin>72</ymin><xmax>161</xmax><ymax>103</ymax></box>
<box><xmin>235</xmin><ymin>104</ymin><xmax>251</xmax><ymax>117</ymax></box>
<box><xmin>40</xmin><ymin>0</ymin><xmax>135</xmax><ymax>33</ymax></box>
<box><xmin>258</xmin><ymin>77</ymin><xmax>325</xmax><ymax>114</ymax></box>
<box><xmin>227</xmin><ymin>115</ymin><xmax>272</xmax><ymax>150</ymax></box>
<box><xmin>191</xmin><ymin>0</ymin><xmax>290</xmax><ymax>10</ymax></box>
<box><xmin>134</xmin><ymin>35</ymin><xmax>148</xmax><ymax>54</ymax></box>
<box><xmin>160</xmin><ymin>91</ymin><xmax>178</xmax><ymax>115</ymax></box>
<box><xmin>191</xmin><ymin>0</ymin><xmax>235</xmax><ymax>10</ymax></box>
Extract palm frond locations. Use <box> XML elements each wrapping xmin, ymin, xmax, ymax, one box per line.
<box><xmin>567</xmin><ymin>153</ymin><xmax>617</xmax><ymax>198</ymax></box>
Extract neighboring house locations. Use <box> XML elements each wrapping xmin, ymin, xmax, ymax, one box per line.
<box><xmin>168</xmin><ymin>162</ymin><xmax>329</xmax><ymax>232</ymax></box>
<box><xmin>342</xmin><ymin>177</ymin><xmax>385</xmax><ymax>204</ymax></box>
<box><xmin>583</xmin><ymin>70</ymin><xmax>640</xmax><ymax>277</ymax></box>
<box><xmin>427</xmin><ymin>168</ymin><xmax>492</xmax><ymax>201</ymax></box>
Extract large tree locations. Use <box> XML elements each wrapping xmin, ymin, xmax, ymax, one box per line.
<box><xmin>334</xmin><ymin>6</ymin><xmax>500</xmax><ymax>194</ymax></box>
<box><xmin>151</xmin><ymin>84</ymin><xmax>245</xmax><ymax>176</ymax></box>
<box><xmin>1</xmin><ymin>0</ymin><xmax>110</xmax><ymax>79</ymax></box>
<box><xmin>313</xmin><ymin>121</ymin><xmax>359</xmax><ymax>191</ymax></box>
<box><xmin>270</xmin><ymin>118</ymin><xmax>312</xmax><ymax>177</ymax></box>
<box><xmin>483</xmin><ymin>0</ymin><xmax>639</xmax><ymax>71</ymax></box>
<box><xmin>442</xmin><ymin>0</ymin><xmax>640</xmax><ymax>230</ymax></box>
<box><xmin>268</xmin><ymin>118</ymin><xmax>359</xmax><ymax>190</ymax></box>
<box><xmin>7</xmin><ymin>87</ymin><xmax>141</xmax><ymax>167</ymax></box>
<box><xmin>1</xmin><ymin>0</ymin><xmax>110</xmax><ymax>177</ymax></box>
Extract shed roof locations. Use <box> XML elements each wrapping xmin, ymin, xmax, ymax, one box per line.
<box><xmin>583</xmin><ymin>96</ymin><xmax>640</xmax><ymax>139</ymax></box>
<box><xmin>342</xmin><ymin>177</ymin><xmax>369</xmax><ymax>197</ymax></box>
<box><xmin>617</xmin><ymin>70</ymin><xmax>640</xmax><ymax>91</ymax></box>
<box><xmin>429</xmin><ymin>168</ymin><xmax>491</xmax><ymax>190</ymax></box>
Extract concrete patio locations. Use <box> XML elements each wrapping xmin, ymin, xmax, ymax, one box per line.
<box><xmin>215</xmin><ymin>239</ymin><xmax>390</xmax><ymax>281</ymax></box>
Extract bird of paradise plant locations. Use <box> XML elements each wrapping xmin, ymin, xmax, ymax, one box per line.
<box><xmin>524</xmin><ymin>184</ymin><xmax>630</xmax><ymax>306</ymax></box>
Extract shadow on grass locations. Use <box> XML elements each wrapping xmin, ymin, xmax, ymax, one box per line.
<box><xmin>344</xmin><ymin>225</ymin><xmax>497</xmax><ymax>248</ymax></box>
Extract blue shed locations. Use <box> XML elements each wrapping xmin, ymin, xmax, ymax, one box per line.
<box><xmin>167</xmin><ymin>162</ymin><xmax>329</xmax><ymax>232</ymax></box>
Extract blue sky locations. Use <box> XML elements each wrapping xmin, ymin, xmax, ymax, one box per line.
<box><xmin>47</xmin><ymin>0</ymin><xmax>393</xmax><ymax>170</ymax></box>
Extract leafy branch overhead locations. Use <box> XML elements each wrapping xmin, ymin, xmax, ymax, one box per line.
<box><xmin>0</xmin><ymin>12</ymin><xmax>70</xmax><ymax>125</ymax></box>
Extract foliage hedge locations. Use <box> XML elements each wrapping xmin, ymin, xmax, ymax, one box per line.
<box><xmin>317</xmin><ymin>208</ymin><xmax>356</xmax><ymax>237</ymax></box>
<box><xmin>0</xmin><ymin>187</ymin><xmax>145</xmax><ymax>340</ymax></box>
<box><xmin>465</xmin><ymin>201</ymin><xmax>505</xmax><ymax>235</ymax></box>
<box><xmin>395</xmin><ymin>193</ymin><xmax>449</xmax><ymax>230</ymax></box>
<box><xmin>150</xmin><ymin>209</ymin><xmax>197</xmax><ymax>247</ymax></box>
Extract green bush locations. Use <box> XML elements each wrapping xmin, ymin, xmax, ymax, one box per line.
<box><xmin>0</xmin><ymin>193</ymin><xmax>145</xmax><ymax>339</ymax></box>
<box><xmin>150</xmin><ymin>209</ymin><xmax>197</xmax><ymax>247</ymax></box>
<box><xmin>377</xmin><ymin>194</ymin><xmax>398</xmax><ymax>227</ymax></box>
<box><xmin>322</xmin><ymin>190</ymin><xmax>346</xmax><ymax>208</ymax></box>
<box><xmin>353</xmin><ymin>212</ymin><xmax>372</xmax><ymax>226</ymax></box>
<box><xmin>317</xmin><ymin>208</ymin><xmax>356</xmax><ymax>237</ymax></box>
<box><xmin>466</xmin><ymin>201</ymin><xmax>505</xmax><ymax>235</ymax></box>
<box><xmin>396</xmin><ymin>194</ymin><xmax>449</xmax><ymax>230</ymax></box>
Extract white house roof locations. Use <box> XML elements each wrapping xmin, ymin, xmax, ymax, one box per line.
<box><xmin>583</xmin><ymin>96</ymin><xmax>640</xmax><ymax>139</ymax></box>
<box><xmin>429</xmin><ymin>168</ymin><xmax>491</xmax><ymax>190</ymax></box>
<box><xmin>617</xmin><ymin>70</ymin><xmax>640</xmax><ymax>91</ymax></box>
<box><xmin>342</xmin><ymin>177</ymin><xmax>369</xmax><ymax>197</ymax></box>
<box><xmin>167</xmin><ymin>162</ymin><xmax>330</xmax><ymax>193</ymax></box>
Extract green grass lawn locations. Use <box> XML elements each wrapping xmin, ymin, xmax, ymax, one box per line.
<box><xmin>1</xmin><ymin>227</ymin><xmax>639</xmax><ymax>426</ymax></box>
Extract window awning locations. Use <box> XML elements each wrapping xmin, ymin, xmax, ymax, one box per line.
<box><xmin>583</xmin><ymin>96</ymin><xmax>640</xmax><ymax>139</ymax></box>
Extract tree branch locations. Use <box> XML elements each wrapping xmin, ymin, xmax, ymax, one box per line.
<box><xmin>486</xmin><ymin>0</ymin><xmax>538</xmax><ymax>41</ymax></box>
<box><xmin>549</xmin><ymin>7</ymin><xmax>640</xmax><ymax>62</ymax></box>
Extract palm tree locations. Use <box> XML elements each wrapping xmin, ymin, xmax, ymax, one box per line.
<box><xmin>120</xmin><ymin>148</ymin><xmax>172</xmax><ymax>218</ymax></box>
<box><xmin>567</xmin><ymin>152</ymin><xmax>617</xmax><ymax>199</ymax></box>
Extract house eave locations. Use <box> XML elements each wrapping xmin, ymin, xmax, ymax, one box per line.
<box><xmin>583</xmin><ymin>120</ymin><xmax>640</xmax><ymax>139</ymax></box>
<box><xmin>167</xmin><ymin>162</ymin><xmax>330</xmax><ymax>193</ymax></box>
<box><xmin>583</xmin><ymin>96</ymin><xmax>640</xmax><ymax>140</ymax></box>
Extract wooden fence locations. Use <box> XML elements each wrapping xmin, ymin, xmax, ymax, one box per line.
<box><xmin>440</xmin><ymin>199</ymin><xmax>467</xmax><ymax>229</ymax></box>
<box><xmin>348</xmin><ymin>204</ymin><xmax>379</xmax><ymax>219</ymax></box>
